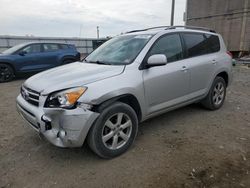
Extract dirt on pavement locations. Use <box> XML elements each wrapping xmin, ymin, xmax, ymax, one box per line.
<box><xmin>0</xmin><ymin>65</ymin><xmax>250</xmax><ymax>188</ymax></box>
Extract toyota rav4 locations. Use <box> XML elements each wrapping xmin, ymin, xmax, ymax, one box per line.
<box><xmin>16</xmin><ymin>26</ymin><xmax>232</xmax><ymax>158</ymax></box>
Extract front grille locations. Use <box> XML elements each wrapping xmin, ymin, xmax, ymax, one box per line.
<box><xmin>21</xmin><ymin>86</ymin><xmax>40</xmax><ymax>106</ymax></box>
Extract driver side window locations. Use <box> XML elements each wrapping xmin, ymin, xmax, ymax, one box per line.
<box><xmin>22</xmin><ymin>44</ymin><xmax>42</xmax><ymax>54</ymax></box>
<box><xmin>148</xmin><ymin>34</ymin><xmax>183</xmax><ymax>63</ymax></box>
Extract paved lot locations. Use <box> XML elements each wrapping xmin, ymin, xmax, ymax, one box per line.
<box><xmin>1</xmin><ymin>65</ymin><xmax>250</xmax><ymax>188</ymax></box>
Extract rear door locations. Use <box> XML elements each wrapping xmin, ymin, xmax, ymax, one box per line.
<box><xmin>42</xmin><ymin>43</ymin><xmax>61</xmax><ymax>68</ymax></box>
<box><xmin>181</xmin><ymin>32</ymin><xmax>220</xmax><ymax>97</ymax></box>
<box><xmin>143</xmin><ymin>33</ymin><xmax>190</xmax><ymax>114</ymax></box>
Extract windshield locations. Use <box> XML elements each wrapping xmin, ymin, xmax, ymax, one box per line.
<box><xmin>85</xmin><ymin>34</ymin><xmax>153</xmax><ymax>65</ymax></box>
<box><xmin>2</xmin><ymin>43</ymin><xmax>27</xmax><ymax>55</ymax></box>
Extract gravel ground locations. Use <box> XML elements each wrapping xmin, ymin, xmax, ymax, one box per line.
<box><xmin>0</xmin><ymin>65</ymin><xmax>250</xmax><ymax>188</ymax></box>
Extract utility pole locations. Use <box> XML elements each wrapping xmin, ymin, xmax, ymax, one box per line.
<box><xmin>79</xmin><ymin>24</ymin><xmax>82</xmax><ymax>38</ymax></box>
<box><xmin>239</xmin><ymin>0</ymin><xmax>248</xmax><ymax>54</ymax></box>
<box><xmin>97</xmin><ymin>26</ymin><xmax>100</xmax><ymax>39</ymax></box>
<box><xmin>184</xmin><ymin>0</ymin><xmax>189</xmax><ymax>25</ymax></box>
<box><xmin>170</xmin><ymin>0</ymin><xmax>175</xmax><ymax>26</ymax></box>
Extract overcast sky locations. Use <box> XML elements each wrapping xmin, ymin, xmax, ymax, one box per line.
<box><xmin>0</xmin><ymin>0</ymin><xmax>186</xmax><ymax>38</ymax></box>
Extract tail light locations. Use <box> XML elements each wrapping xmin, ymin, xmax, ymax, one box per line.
<box><xmin>227</xmin><ymin>51</ymin><xmax>233</xmax><ymax>58</ymax></box>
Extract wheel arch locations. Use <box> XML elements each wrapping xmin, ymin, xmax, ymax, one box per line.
<box><xmin>92</xmin><ymin>94</ymin><xmax>142</xmax><ymax>122</ymax></box>
<box><xmin>216</xmin><ymin>71</ymin><xmax>229</xmax><ymax>87</ymax></box>
<box><xmin>0</xmin><ymin>62</ymin><xmax>16</xmax><ymax>74</ymax></box>
<box><xmin>61</xmin><ymin>55</ymin><xmax>77</xmax><ymax>63</ymax></box>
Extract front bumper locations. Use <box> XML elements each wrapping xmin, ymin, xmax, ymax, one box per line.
<box><xmin>16</xmin><ymin>94</ymin><xmax>99</xmax><ymax>148</ymax></box>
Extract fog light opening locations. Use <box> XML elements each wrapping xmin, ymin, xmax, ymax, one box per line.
<box><xmin>41</xmin><ymin>115</ymin><xmax>52</xmax><ymax>130</ymax></box>
<box><xmin>58</xmin><ymin>130</ymin><xmax>67</xmax><ymax>139</ymax></box>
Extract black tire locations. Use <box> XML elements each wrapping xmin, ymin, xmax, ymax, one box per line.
<box><xmin>201</xmin><ymin>76</ymin><xmax>226</xmax><ymax>110</ymax></box>
<box><xmin>0</xmin><ymin>64</ymin><xmax>15</xmax><ymax>83</ymax></box>
<box><xmin>87</xmin><ymin>102</ymin><xmax>138</xmax><ymax>159</ymax></box>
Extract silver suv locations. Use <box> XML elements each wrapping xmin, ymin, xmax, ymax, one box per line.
<box><xmin>16</xmin><ymin>26</ymin><xmax>232</xmax><ymax>158</ymax></box>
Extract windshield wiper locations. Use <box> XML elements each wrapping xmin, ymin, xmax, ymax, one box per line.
<box><xmin>82</xmin><ymin>59</ymin><xmax>89</xmax><ymax>63</ymax></box>
<box><xmin>89</xmin><ymin>60</ymin><xmax>112</xmax><ymax>65</ymax></box>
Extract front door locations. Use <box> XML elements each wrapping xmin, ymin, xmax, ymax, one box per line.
<box><xmin>142</xmin><ymin>33</ymin><xmax>190</xmax><ymax>115</ymax></box>
<box><xmin>15</xmin><ymin>44</ymin><xmax>43</xmax><ymax>72</ymax></box>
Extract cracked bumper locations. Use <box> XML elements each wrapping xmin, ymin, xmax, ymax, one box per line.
<box><xmin>16</xmin><ymin>94</ymin><xmax>99</xmax><ymax>148</ymax></box>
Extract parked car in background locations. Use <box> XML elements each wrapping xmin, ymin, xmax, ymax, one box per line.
<box><xmin>0</xmin><ymin>42</ymin><xmax>80</xmax><ymax>82</ymax></box>
<box><xmin>16</xmin><ymin>26</ymin><xmax>232</xmax><ymax>158</ymax></box>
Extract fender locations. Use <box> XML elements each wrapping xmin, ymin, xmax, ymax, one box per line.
<box><xmin>61</xmin><ymin>55</ymin><xmax>78</xmax><ymax>62</ymax></box>
<box><xmin>0</xmin><ymin>60</ymin><xmax>17</xmax><ymax>73</ymax></box>
<box><xmin>79</xmin><ymin>88</ymin><xmax>147</xmax><ymax>121</ymax></box>
<box><xmin>89</xmin><ymin>88</ymin><xmax>139</xmax><ymax>104</ymax></box>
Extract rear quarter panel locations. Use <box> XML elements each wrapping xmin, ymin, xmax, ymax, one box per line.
<box><xmin>207</xmin><ymin>34</ymin><xmax>232</xmax><ymax>91</ymax></box>
<box><xmin>58</xmin><ymin>49</ymin><xmax>80</xmax><ymax>63</ymax></box>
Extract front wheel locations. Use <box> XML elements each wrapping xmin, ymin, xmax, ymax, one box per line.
<box><xmin>0</xmin><ymin>64</ymin><xmax>15</xmax><ymax>83</ymax></box>
<box><xmin>87</xmin><ymin>102</ymin><xmax>138</xmax><ymax>159</ymax></box>
<box><xmin>201</xmin><ymin>76</ymin><xmax>226</xmax><ymax>110</ymax></box>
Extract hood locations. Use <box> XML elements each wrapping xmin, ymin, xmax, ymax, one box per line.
<box><xmin>24</xmin><ymin>62</ymin><xmax>125</xmax><ymax>94</ymax></box>
<box><xmin>0</xmin><ymin>53</ymin><xmax>11</xmax><ymax>58</ymax></box>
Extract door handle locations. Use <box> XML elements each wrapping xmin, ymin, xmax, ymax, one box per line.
<box><xmin>181</xmin><ymin>66</ymin><xmax>189</xmax><ymax>72</ymax></box>
<box><xmin>212</xmin><ymin>60</ymin><xmax>217</xmax><ymax>65</ymax></box>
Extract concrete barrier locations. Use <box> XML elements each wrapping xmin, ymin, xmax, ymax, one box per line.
<box><xmin>0</xmin><ymin>35</ymin><xmax>107</xmax><ymax>54</ymax></box>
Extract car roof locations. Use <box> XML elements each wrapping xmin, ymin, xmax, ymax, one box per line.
<box><xmin>20</xmin><ymin>42</ymin><xmax>69</xmax><ymax>45</ymax></box>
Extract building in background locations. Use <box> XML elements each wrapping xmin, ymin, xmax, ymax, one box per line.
<box><xmin>0</xmin><ymin>36</ymin><xmax>107</xmax><ymax>56</ymax></box>
<box><xmin>186</xmin><ymin>0</ymin><xmax>250</xmax><ymax>56</ymax></box>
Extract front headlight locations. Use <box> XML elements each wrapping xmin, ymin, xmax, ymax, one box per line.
<box><xmin>45</xmin><ymin>87</ymin><xmax>87</xmax><ymax>109</ymax></box>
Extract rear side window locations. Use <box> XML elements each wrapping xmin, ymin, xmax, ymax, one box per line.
<box><xmin>60</xmin><ymin>44</ymin><xmax>69</xmax><ymax>49</ymax></box>
<box><xmin>68</xmin><ymin>44</ymin><xmax>77</xmax><ymax>50</ymax></box>
<box><xmin>204</xmin><ymin>34</ymin><xmax>220</xmax><ymax>53</ymax></box>
<box><xmin>182</xmin><ymin>33</ymin><xmax>220</xmax><ymax>58</ymax></box>
<box><xmin>148</xmin><ymin>34</ymin><xmax>183</xmax><ymax>63</ymax></box>
<box><xmin>43</xmin><ymin>44</ymin><xmax>60</xmax><ymax>52</ymax></box>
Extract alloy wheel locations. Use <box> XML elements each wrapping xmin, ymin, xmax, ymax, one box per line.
<box><xmin>102</xmin><ymin>113</ymin><xmax>132</xmax><ymax>150</ymax></box>
<box><xmin>0</xmin><ymin>64</ymin><xmax>13</xmax><ymax>82</ymax></box>
<box><xmin>213</xmin><ymin>82</ymin><xmax>225</xmax><ymax>106</ymax></box>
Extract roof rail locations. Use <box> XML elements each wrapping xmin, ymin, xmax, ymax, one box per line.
<box><xmin>166</xmin><ymin>25</ymin><xmax>216</xmax><ymax>33</ymax></box>
<box><xmin>126</xmin><ymin>29</ymin><xmax>147</xmax><ymax>33</ymax></box>
<box><xmin>126</xmin><ymin>25</ymin><xmax>216</xmax><ymax>34</ymax></box>
<box><xmin>126</xmin><ymin>26</ymin><xmax>170</xmax><ymax>33</ymax></box>
<box><xmin>145</xmin><ymin>26</ymin><xmax>170</xmax><ymax>30</ymax></box>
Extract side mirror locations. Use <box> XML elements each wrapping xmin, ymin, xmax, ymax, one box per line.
<box><xmin>19</xmin><ymin>51</ymin><xmax>27</xmax><ymax>56</ymax></box>
<box><xmin>147</xmin><ymin>54</ymin><xmax>167</xmax><ymax>67</ymax></box>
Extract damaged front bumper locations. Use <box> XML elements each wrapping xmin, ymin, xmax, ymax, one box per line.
<box><xmin>16</xmin><ymin>94</ymin><xmax>99</xmax><ymax>148</ymax></box>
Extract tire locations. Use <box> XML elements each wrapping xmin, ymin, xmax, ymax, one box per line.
<box><xmin>201</xmin><ymin>76</ymin><xmax>226</xmax><ymax>110</ymax></box>
<box><xmin>0</xmin><ymin>64</ymin><xmax>15</xmax><ymax>83</ymax></box>
<box><xmin>87</xmin><ymin>102</ymin><xmax>138</xmax><ymax>159</ymax></box>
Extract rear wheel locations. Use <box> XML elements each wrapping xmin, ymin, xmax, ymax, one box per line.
<box><xmin>87</xmin><ymin>102</ymin><xmax>138</xmax><ymax>159</ymax></box>
<box><xmin>0</xmin><ymin>64</ymin><xmax>15</xmax><ymax>83</ymax></box>
<box><xmin>201</xmin><ymin>76</ymin><xmax>226</xmax><ymax>110</ymax></box>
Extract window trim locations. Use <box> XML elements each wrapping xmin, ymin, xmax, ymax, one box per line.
<box><xmin>139</xmin><ymin>32</ymin><xmax>185</xmax><ymax>70</ymax></box>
